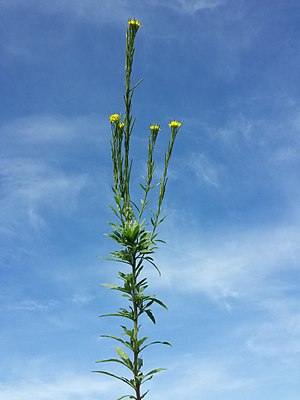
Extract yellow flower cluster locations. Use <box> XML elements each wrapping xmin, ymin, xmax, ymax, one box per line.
<box><xmin>150</xmin><ymin>124</ymin><xmax>160</xmax><ymax>132</ymax></box>
<box><xmin>109</xmin><ymin>114</ymin><xmax>120</xmax><ymax>123</ymax></box>
<box><xmin>128</xmin><ymin>19</ymin><xmax>141</xmax><ymax>27</ymax></box>
<box><xmin>168</xmin><ymin>120</ymin><xmax>182</xmax><ymax>128</ymax></box>
<box><xmin>118</xmin><ymin>122</ymin><xmax>125</xmax><ymax>129</ymax></box>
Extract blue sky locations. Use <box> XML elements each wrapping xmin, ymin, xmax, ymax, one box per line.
<box><xmin>1</xmin><ymin>0</ymin><xmax>300</xmax><ymax>399</ymax></box>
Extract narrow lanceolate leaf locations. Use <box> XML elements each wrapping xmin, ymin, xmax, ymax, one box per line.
<box><xmin>100</xmin><ymin>308</ymin><xmax>134</xmax><ymax>320</ymax></box>
<box><xmin>116</xmin><ymin>395</ymin><xmax>135</xmax><ymax>400</ymax></box>
<box><xmin>116</xmin><ymin>346</ymin><xmax>130</xmax><ymax>361</ymax></box>
<box><xmin>101</xmin><ymin>283</ymin><xmax>129</xmax><ymax>294</ymax></box>
<box><xmin>140</xmin><ymin>340</ymin><xmax>172</xmax><ymax>352</ymax></box>
<box><xmin>101</xmin><ymin>283</ymin><xmax>120</xmax><ymax>289</ymax></box>
<box><xmin>96</xmin><ymin>358</ymin><xmax>132</xmax><ymax>370</ymax></box>
<box><xmin>97</xmin><ymin>357</ymin><xmax>134</xmax><ymax>372</ymax></box>
<box><xmin>144</xmin><ymin>367</ymin><xmax>166</xmax><ymax>377</ymax></box>
<box><xmin>140</xmin><ymin>375</ymin><xmax>153</xmax><ymax>385</ymax></box>
<box><xmin>139</xmin><ymin>249</ymin><xmax>153</xmax><ymax>254</ymax></box>
<box><xmin>141</xmin><ymin>390</ymin><xmax>150</xmax><ymax>399</ymax></box>
<box><xmin>121</xmin><ymin>325</ymin><xmax>134</xmax><ymax>338</ymax></box>
<box><xmin>96</xmin><ymin>358</ymin><xmax>125</xmax><ymax>364</ymax></box>
<box><xmin>100</xmin><ymin>334</ymin><xmax>132</xmax><ymax>350</ymax></box>
<box><xmin>93</xmin><ymin>370</ymin><xmax>135</xmax><ymax>389</ymax></box>
<box><xmin>144</xmin><ymin>257</ymin><xmax>161</xmax><ymax>276</ymax></box>
<box><xmin>137</xmin><ymin>357</ymin><xmax>143</xmax><ymax>370</ymax></box>
<box><xmin>145</xmin><ymin>309</ymin><xmax>156</xmax><ymax>324</ymax></box>
<box><xmin>137</xmin><ymin>336</ymin><xmax>148</xmax><ymax>348</ymax></box>
<box><xmin>149</xmin><ymin>297</ymin><xmax>168</xmax><ymax>310</ymax></box>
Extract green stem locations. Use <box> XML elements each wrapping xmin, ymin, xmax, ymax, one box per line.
<box><xmin>123</xmin><ymin>25</ymin><xmax>136</xmax><ymax>217</ymax></box>
<box><xmin>131</xmin><ymin>258</ymin><xmax>141</xmax><ymax>400</ymax></box>
<box><xmin>138</xmin><ymin>129</ymin><xmax>158</xmax><ymax>222</ymax></box>
<box><xmin>151</xmin><ymin>127</ymin><xmax>178</xmax><ymax>237</ymax></box>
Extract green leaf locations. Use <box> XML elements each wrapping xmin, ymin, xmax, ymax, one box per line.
<box><xmin>100</xmin><ymin>335</ymin><xmax>132</xmax><ymax>350</ymax></box>
<box><xmin>144</xmin><ymin>257</ymin><xmax>161</xmax><ymax>276</ymax></box>
<box><xmin>137</xmin><ymin>336</ymin><xmax>148</xmax><ymax>348</ymax></box>
<box><xmin>93</xmin><ymin>370</ymin><xmax>135</xmax><ymax>389</ymax></box>
<box><xmin>116</xmin><ymin>346</ymin><xmax>130</xmax><ymax>361</ymax></box>
<box><xmin>139</xmin><ymin>249</ymin><xmax>154</xmax><ymax>254</ymax></box>
<box><xmin>116</xmin><ymin>395</ymin><xmax>131</xmax><ymax>400</ymax></box>
<box><xmin>158</xmin><ymin>216</ymin><xmax>167</xmax><ymax>225</ymax></box>
<box><xmin>150</xmin><ymin>297</ymin><xmax>168</xmax><ymax>310</ymax></box>
<box><xmin>101</xmin><ymin>283</ymin><xmax>120</xmax><ymax>290</ymax></box>
<box><xmin>144</xmin><ymin>368</ymin><xmax>166</xmax><ymax>377</ymax></box>
<box><xmin>145</xmin><ymin>309</ymin><xmax>156</xmax><ymax>324</ymax></box>
<box><xmin>140</xmin><ymin>375</ymin><xmax>153</xmax><ymax>385</ymax></box>
<box><xmin>109</xmin><ymin>205</ymin><xmax>121</xmax><ymax>220</ymax></box>
<box><xmin>104</xmin><ymin>257</ymin><xmax>131</xmax><ymax>265</ymax></box>
<box><xmin>116</xmin><ymin>395</ymin><xmax>136</xmax><ymax>400</ymax></box>
<box><xmin>96</xmin><ymin>358</ymin><xmax>132</xmax><ymax>371</ymax></box>
<box><xmin>130</xmin><ymin>200</ymin><xmax>140</xmax><ymax>213</ymax></box>
<box><xmin>99</xmin><ymin>309</ymin><xmax>133</xmax><ymax>320</ymax></box>
<box><xmin>140</xmin><ymin>341</ymin><xmax>172</xmax><ymax>352</ymax></box>
<box><xmin>141</xmin><ymin>390</ymin><xmax>150</xmax><ymax>399</ymax></box>
<box><xmin>121</xmin><ymin>325</ymin><xmax>134</xmax><ymax>338</ymax></box>
<box><xmin>130</xmin><ymin>77</ymin><xmax>144</xmax><ymax>92</ymax></box>
<box><xmin>155</xmin><ymin>238</ymin><xmax>166</xmax><ymax>244</ymax></box>
<box><xmin>137</xmin><ymin>357</ymin><xmax>143</xmax><ymax>370</ymax></box>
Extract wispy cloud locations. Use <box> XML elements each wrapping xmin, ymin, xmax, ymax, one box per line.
<box><xmin>1</xmin><ymin>114</ymin><xmax>106</xmax><ymax>150</ymax></box>
<box><xmin>217</xmin><ymin>114</ymin><xmax>255</xmax><ymax>148</ymax></box>
<box><xmin>0</xmin><ymin>355</ymin><xmax>253</xmax><ymax>400</ymax></box>
<box><xmin>0</xmin><ymin>372</ymin><xmax>115</xmax><ymax>400</ymax></box>
<box><xmin>71</xmin><ymin>294</ymin><xmax>95</xmax><ymax>305</ymax></box>
<box><xmin>246</xmin><ymin>298</ymin><xmax>300</xmax><ymax>357</ymax></box>
<box><xmin>155</xmin><ymin>222</ymin><xmax>300</xmax><ymax>303</ymax></box>
<box><xmin>0</xmin><ymin>113</ymin><xmax>109</xmax><ymax>240</ymax></box>
<box><xmin>0</xmin><ymin>0</ymin><xmax>130</xmax><ymax>24</ymax></box>
<box><xmin>0</xmin><ymin>157</ymin><xmax>88</xmax><ymax>235</ymax></box>
<box><xmin>6</xmin><ymin>299</ymin><xmax>59</xmax><ymax>312</ymax></box>
<box><xmin>147</xmin><ymin>212</ymin><xmax>300</xmax><ymax>363</ymax></box>
<box><xmin>153</xmin><ymin>357</ymin><xmax>254</xmax><ymax>400</ymax></box>
<box><xmin>0</xmin><ymin>0</ymin><xmax>224</xmax><ymax>29</ymax></box>
<box><xmin>187</xmin><ymin>153</ymin><xmax>221</xmax><ymax>186</ymax></box>
<box><xmin>162</xmin><ymin>0</ymin><xmax>225</xmax><ymax>15</ymax></box>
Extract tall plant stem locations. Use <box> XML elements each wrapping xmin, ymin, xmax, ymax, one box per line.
<box><xmin>123</xmin><ymin>25</ymin><xmax>136</xmax><ymax>214</ymax></box>
<box><xmin>97</xmin><ymin>19</ymin><xmax>181</xmax><ymax>400</ymax></box>
<box><xmin>131</xmin><ymin>258</ymin><xmax>141</xmax><ymax>400</ymax></box>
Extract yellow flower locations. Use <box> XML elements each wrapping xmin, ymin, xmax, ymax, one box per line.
<box><xmin>109</xmin><ymin>114</ymin><xmax>120</xmax><ymax>123</ymax></box>
<box><xmin>150</xmin><ymin>124</ymin><xmax>160</xmax><ymax>132</ymax></box>
<box><xmin>118</xmin><ymin>122</ymin><xmax>125</xmax><ymax>129</ymax></box>
<box><xmin>128</xmin><ymin>19</ymin><xmax>141</xmax><ymax>28</ymax></box>
<box><xmin>168</xmin><ymin>120</ymin><xmax>182</xmax><ymax>128</ymax></box>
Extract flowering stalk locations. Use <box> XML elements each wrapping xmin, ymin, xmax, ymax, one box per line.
<box><xmin>94</xmin><ymin>19</ymin><xmax>181</xmax><ymax>400</ymax></box>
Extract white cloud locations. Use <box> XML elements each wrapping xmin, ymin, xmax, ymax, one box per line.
<box><xmin>0</xmin><ymin>0</ymin><xmax>130</xmax><ymax>24</ymax></box>
<box><xmin>7</xmin><ymin>299</ymin><xmax>59</xmax><ymax>312</ymax></box>
<box><xmin>152</xmin><ymin>357</ymin><xmax>254</xmax><ymax>400</ymax></box>
<box><xmin>188</xmin><ymin>153</ymin><xmax>221</xmax><ymax>186</ymax></box>
<box><xmin>0</xmin><ymin>373</ymin><xmax>115</xmax><ymax>400</ymax></box>
<box><xmin>71</xmin><ymin>294</ymin><xmax>95</xmax><ymax>305</ymax></box>
<box><xmin>246</xmin><ymin>298</ymin><xmax>300</xmax><ymax>357</ymax></box>
<box><xmin>154</xmin><ymin>222</ymin><xmax>300</xmax><ymax>304</ymax></box>
<box><xmin>149</xmin><ymin>215</ymin><xmax>300</xmax><ymax>362</ymax></box>
<box><xmin>165</xmin><ymin>0</ymin><xmax>224</xmax><ymax>14</ymax></box>
<box><xmin>1</xmin><ymin>114</ymin><xmax>105</xmax><ymax>148</ymax></box>
<box><xmin>0</xmin><ymin>113</ymin><xmax>109</xmax><ymax>238</ymax></box>
<box><xmin>0</xmin><ymin>0</ymin><xmax>224</xmax><ymax>23</ymax></box>
<box><xmin>0</xmin><ymin>356</ymin><xmax>252</xmax><ymax>400</ymax></box>
<box><xmin>0</xmin><ymin>157</ymin><xmax>88</xmax><ymax>234</ymax></box>
<box><xmin>217</xmin><ymin>114</ymin><xmax>254</xmax><ymax>147</ymax></box>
